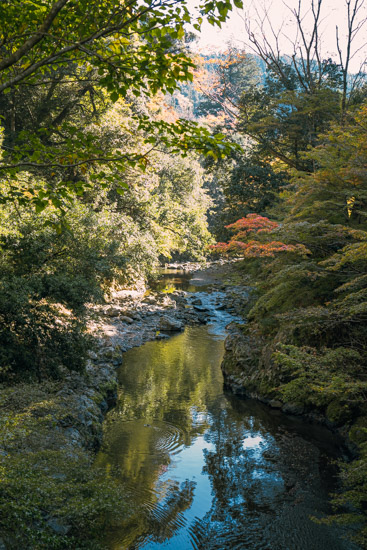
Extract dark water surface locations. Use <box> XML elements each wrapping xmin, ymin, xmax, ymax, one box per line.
<box><xmin>96</xmin><ymin>270</ymin><xmax>358</xmax><ymax>549</ymax></box>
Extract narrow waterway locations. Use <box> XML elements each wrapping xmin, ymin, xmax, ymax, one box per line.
<box><xmin>96</xmin><ymin>269</ymin><xmax>358</xmax><ymax>550</ymax></box>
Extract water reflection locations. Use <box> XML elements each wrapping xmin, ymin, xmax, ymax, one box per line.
<box><xmin>148</xmin><ymin>268</ymin><xmax>211</xmax><ymax>293</ymax></box>
<box><xmin>96</xmin><ymin>314</ymin><xmax>358</xmax><ymax>549</ymax></box>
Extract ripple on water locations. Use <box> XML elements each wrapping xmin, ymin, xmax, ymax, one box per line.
<box><xmin>113</xmin><ymin>419</ymin><xmax>186</xmax><ymax>457</ymax></box>
<box><xmin>113</xmin><ymin>479</ymin><xmax>195</xmax><ymax>549</ymax></box>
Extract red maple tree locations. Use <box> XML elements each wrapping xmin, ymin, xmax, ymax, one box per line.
<box><xmin>210</xmin><ymin>214</ymin><xmax>310</xmax><ymax>258</ymax></box>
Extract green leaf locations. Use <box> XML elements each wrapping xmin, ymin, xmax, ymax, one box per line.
<box><xmin>110</xmin><ymin>91</ymin><xmax>119</xmax><ymax>103</ymax></box>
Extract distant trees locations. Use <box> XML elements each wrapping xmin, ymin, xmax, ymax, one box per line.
<box><xmin>245</xmin><ymin>0</ymin><xmax>367</xmax><ymax>117</ymax></box>
<box><xmin>194</xmin><ymin>47</ymin><xmax>261</xmax><ymax>124</ymax></box>
<box><xmin>201</xmin><ymin>0</ymin><xmax>367</xmax><ymax>237</ymax></box>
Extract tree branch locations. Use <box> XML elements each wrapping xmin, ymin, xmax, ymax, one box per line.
<box><xmin>0</xmin><ymin>0</ymin><xmax>70</xmax><ymax>71</ymax></box>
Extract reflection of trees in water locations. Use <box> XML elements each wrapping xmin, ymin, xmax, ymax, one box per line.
<box><xmin>105</xmin><ymin>479</ymin><xmax>196</xmax><ymax>549</ymax></box>
<box><xmin>95</xmin><ymin>327</ymin><xmax>224</xmax><ymax>547</ymax></box>
<box><xmin>134</xmin><ymin>479</ymin><xmax>196</xmax><ymax>546</ymax></box>
<box><xmin>190</xmin><ymin>397</ymin><xmax>348</xmax><ymax>550</ymax></box>
<box><xmin>191</xmin><ymin>423</ymin><xmax>281</xmax><ymax>548</ymax></box>
<box><xmin>95</xmin><ymin>323</ymin><xmax>352</xmax><ymax>550</ymax></box>
<box><xmin>189</xmin><ymin>395</ymin><xmax>297</xmax><ymax>548</ymax></box>
<box><xmin>115</xmin><ymin>327</ymin><xmax>224</xmax><ymax>430</ymax></box>
<box><xmin>201</xmin><ymin>404</ymin><xmax>282</xmax><ymax>519</ymax></box>
<box><xmin>149</xmin><ymin>271</ymin><xmax>193</xmax><ymax>292</ymax></box>
<box><xmin>101</xmin><ymin>328</ymin><xmax>225</xmax><ymax>482</ymax></box>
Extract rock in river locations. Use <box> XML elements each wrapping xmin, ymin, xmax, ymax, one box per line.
<box><xmin>193</xmin><ymin>305</ymin><xmax>209</xmax><ymax>312</ymax></box>
<box><xmin>159</xmin><ymin>316</ymin><xmax>183</xmax><ymax>332</ymax></box>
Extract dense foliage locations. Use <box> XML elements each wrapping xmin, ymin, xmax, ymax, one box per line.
<box><xmin>210</xmin><ymin>45</ymin><xmax>367</xmax><ymax>550</ymax></box>
<box><xmin>2</xmin><ymin>0</ymin><xmax>367</xmax><ymax>547</ymax></box>
<box><xmin>0</xmin><ymin>0</ymin><xmax>241</xmax><ymax>381</ymax></box>
<box><xmin>0</xmin><ymin>2</ymin><xmax>240</xmax><ymax>546</ymax></box>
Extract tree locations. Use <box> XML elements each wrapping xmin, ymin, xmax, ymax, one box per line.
<box><xmin>193</xmin><ymin>46</ymin><xmax>261</xmax><ymax>125</ymax></box>
<box><xmin>0</xmin><ymin>0</ymin><xmax>236</xmax><ymax>94</ymax></box>
<box><xmin>236</xmin><ymin>0</ymin><xmax>367</xmax><ymax>168</ymax></box>
<box><xmin>210</xmin><ymin>213</ymin><xmax>309</xmax><ymax>257</ymax></box>
<box><xmin>245</xmin><ymin>0</ymin><xmax>367</xmax><ymax>114</ymax></box>
<box><xmin>205</xmin><ymin>0</ymin><xmax>367</xmax><ymax>240</ymax></box>
<box><xmin>0</xmin><ymin>0</ymin><xmax>242</xmax><ymax>207</ymax></box>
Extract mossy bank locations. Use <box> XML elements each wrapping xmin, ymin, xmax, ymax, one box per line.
<box><xmin>221</xmin><ymin>319</ymin><xmax>367</xmax><ymax>548</ymax></box>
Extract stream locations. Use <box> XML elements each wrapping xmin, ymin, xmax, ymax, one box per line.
<box><xmin>95</xmin><ymin>268</ymin><xmax>358</xmax><ymax>550</ymax></box>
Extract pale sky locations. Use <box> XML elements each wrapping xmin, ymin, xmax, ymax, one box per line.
<box><xmin>188</xmin><ymin>0</ymin><xmax>367</xmax><ymax>73</ymax></box>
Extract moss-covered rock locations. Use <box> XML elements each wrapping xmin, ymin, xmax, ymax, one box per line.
<box><xmin>221</xmin><ymin>323</ymin><xmax>280</xmax><ymax>403</ymax></box>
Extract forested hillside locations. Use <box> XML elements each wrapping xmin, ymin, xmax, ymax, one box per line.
<box><xmin>205</xmin><ymin>2</ymin><xmax>367</xmax><ymax>546</ymax></box>
<box><xmin>1</xmin><ymin>0</ymin><xmax>367</xmax><ymax>548</ymax></box>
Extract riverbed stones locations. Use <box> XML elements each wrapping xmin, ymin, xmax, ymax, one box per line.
<box><xmin>127</xmin><ymin>311</ymin><xmax>141</xmax><ymax>320</ymax></box>
<box><xmin>100</xmin><ymin>346</ymin><xmax>115</xmax><ymax>359</ymax></box>
<box><xmin>156</xmin><ymin>333</ymin><xmax>170</xmax><ymax>340</ymax></box>
<box><xmin>197</xmin><ymin>314</ymin><xmax>208</xmax><ymax>324</ymax></box>
<box><xmin>193</xmin><ymin>304</ymin><xmax>208</xmax><ymax>312</ymax></box>
<box><xmin>142</xmin><ymin>295</ymin><xmax>157</xmax><ymax>304</ymax></box>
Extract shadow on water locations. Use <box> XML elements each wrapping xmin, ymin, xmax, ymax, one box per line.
<box><xmin>95</xmin><ymin>271</ymin><xmax>359</xmax><ymax>550</ymax></box>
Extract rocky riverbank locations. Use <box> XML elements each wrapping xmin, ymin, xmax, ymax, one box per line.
<box><xmin>0</xmin><ymin>261</ymin><xmax>246</xmax><ymax>548</ymax></box>
<box><xmin>1</xmin><ymin>265</ymin><xmax>227</xmax><ymax>455</ymax></box>
<box><xmin>220</xmin><ymin>309</ymin><xmax>367</xmax><ymax>462</ymax></box>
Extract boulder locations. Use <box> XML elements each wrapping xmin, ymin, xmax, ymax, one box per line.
<box><xmin>100</xmin><ymin>346</ymin><xmax>115</xmax><ymax>359</ymax></box>
<box><xmin>159</xmin><ymin>316</ymin><xmax>183</xmax><ymax>332</ymax></box>
<box><xmin>269</xmin><ymin>399</ymin><xmax>283</xmax><ymax>409</ymax></box>
<box><xmin>120</xmin><ymin>315</ymin><xmax>134</xmax><ymax>324</ymax></box>
<box><xmin>160</xmin><ymin>295</ymin><xmax>176</xmax><ymax>308</ymax></box>
<box><xmin>104</xmin><ymin>306</ymin><xmax>120</xmax><ymax>317</ymax></box>
<box><xmin>156</xmin><ymin>333</ymin><xmax>170</xmax><ymax>340</ymax></box>
<box><xmin>143</xmin><ymin>295</ymin><xmax>157</xmax><ymax>304</ymax></box>
<box><xmin>64</xmin><ymin>427</ymin><xmax>82</xmax><ymax>446</ymax></box>
<box><xmin>282</xmin><ymin>402</ymin><xmax>304</xmax><ymax>415</ymax></box>
<box><xmin>193</xmin><ymin>305</ymin><xmax>209</xmax><ymax>312</ymax></box>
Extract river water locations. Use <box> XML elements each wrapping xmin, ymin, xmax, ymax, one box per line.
<box><xmin>96</xmin><ymin>269</ymin><xmax>358</xmax><ymax>550</ymax></box>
